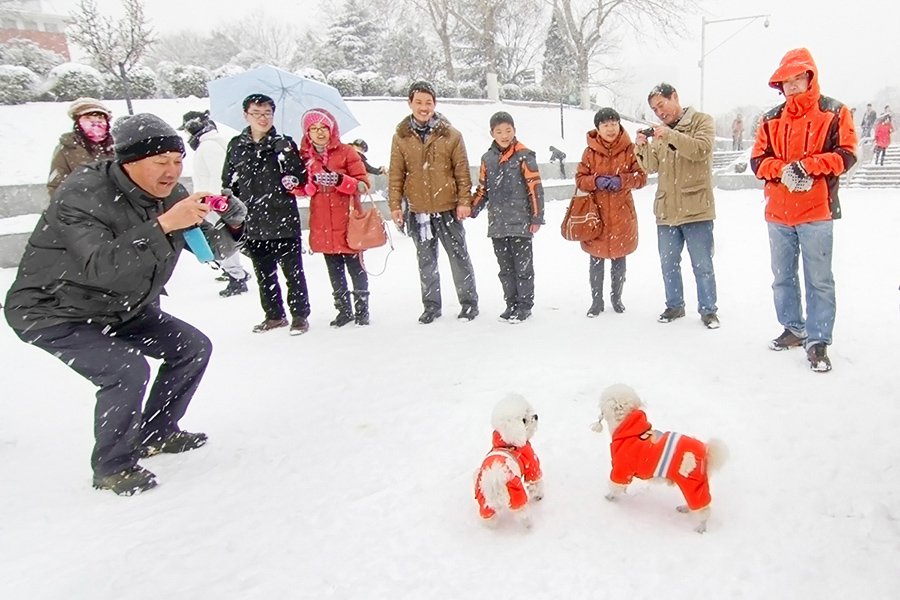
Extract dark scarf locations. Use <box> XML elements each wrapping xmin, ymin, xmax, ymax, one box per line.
<box><xmin>188</xmin><ymin>121</ymin><xmax>218</xmax><ymax>151</ymax></box>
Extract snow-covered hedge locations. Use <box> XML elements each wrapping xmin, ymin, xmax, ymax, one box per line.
<box><xmin>458</xmin><ymin>81</ymin><xmax>484</xmax><ymax>99</ymax></box>
<box><xmin>45</xmin><ymin>63</ymin><xmax>104</xmax><ymax>102</ymax></box>
<box><xmin>500</xmin><ymin>83</ymin><xmax>523</xmax><ymax>101</ymax></box>
<box><xmin>103</xmin><ymin>67</ymin><xmax>158</xmax><ymax>100</ymax></box>
<box><xmin>0</xmin><ymin>38</ymin><xmax>65</xmax><ymax>77</ymax></box>
<box><xmin>521</xmin><ymin>84</ymin><xmax>547</xmax><ymax>102</ymax></box>
<box><xmin>327</xmin><ymin>69</ymin><xmax>361</xmax><ymax>97</ymax></box>
<box><xmin>295</xmin><ymin>68</ymin><xmax>326</xmax><ymax>83</ymax></box>
<box><xmin>433</xmin><ymin>76</ymin><xmax>457</xmax><ymax>99</ymax></box>
<box><xmin>386</xmin><ymin>75</ymin><xmax>410</xmax><ymax>97</ymax></box>
<box><xmin>0</xmin><ymin>65</ymin><xmax>38</xmax><ymax>104</ymax></box>
<box><xmin>165</xmin><ymin>65</ymin><xmax>211</xmax><ymax>98</ymax></box>
<box><xmin>359</xmin><ymin>71</ymin><xmax>387</xmax><ymax>96</ymax></box>
<box><xmin>211</xmin><ymin>64</ymin><xmax>245</xmax><ymax>80</ymax></box>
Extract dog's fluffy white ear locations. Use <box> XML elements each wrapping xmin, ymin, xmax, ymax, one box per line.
<box><xmin>599</xmin><ymin>383</ymin><xmax>642</xmax><ymax>427</ymax></box>
<box><xmin>491</xmin><ymin>393</ymin><xmax>533</xmax><ymax>447</ymax></box>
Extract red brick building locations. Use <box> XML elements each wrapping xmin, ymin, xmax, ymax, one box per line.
<box><xmin>0</xmin><ymin>1</ymin><xmax>69</xmax><ymax>59</ymax></box>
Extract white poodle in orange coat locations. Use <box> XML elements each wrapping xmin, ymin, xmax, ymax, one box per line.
<box><xmin>474</xmin><ymin>394</ymin><xmax>543</xmax><ymax>528</ymax></box>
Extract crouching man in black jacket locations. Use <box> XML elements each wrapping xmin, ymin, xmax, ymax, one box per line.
<box><xmin>3</xmin><ymin>113</ymin><xmax>241</xmax><ymax>495</ymax></box>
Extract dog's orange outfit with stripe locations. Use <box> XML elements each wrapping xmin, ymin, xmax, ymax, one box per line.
<box><xmin>475</xmin><ymin>431</ymin><xmax>542</xmax><ymax>519</ymax></box>
<box><xmin>609</xmin><ymin>409</ymin><xmax>711</xmax><ymax>511</ymax></box>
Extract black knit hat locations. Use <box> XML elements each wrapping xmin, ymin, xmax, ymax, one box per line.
<box><xmin>408</xmin><ymin>80</ymin><xmax>436</xmax><ymax>101</ymax></box>
<box><xmin>351</xmin><ymin>138</ymin><xmax>369</xmax><ymax>152</ymax></box>
<box><xmin>489</xmin><ymin>111</ymin><xmax>515</xmax><ymax>130</ymax></box>
<box><xmin>112</xmin><ymin>113</ymin><xmax>185</xmax><ymax>164</ymax></box>
<box><xmin>594</xmin><ymin>107</ymin><xmax>620</xmax><ymax>127</ymax></box>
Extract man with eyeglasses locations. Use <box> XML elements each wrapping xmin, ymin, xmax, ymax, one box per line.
<box><xmin>223</xmin><ymin>93</ymin><xmax>312</xmax><ymax>335</ymax></box>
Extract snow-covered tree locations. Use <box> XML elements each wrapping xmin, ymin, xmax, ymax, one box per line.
<box><xmin>103</xmin><ymin>66</ymin><xmax>158</xmax><ymax>100</ymax></box>
<box><xmin>0</xmin><ymin>38</ymin><xmax>65</xmax><ymax>76</ymax></box>
<box><xmin>66</xmin><ymin>0</ymin><xmax>155</xmax><ymax>114</ymax></box>
<box><xmin>327</xmin><ymin>69</ymin><xmax>363</xmax><ymax>97</ymax></box>
<box><xmin>542</xmin><ymin>11</ymin><xmax>575</xmax><ymax>101</ymax></box>
<box><xmin>166</xmin><ymin>65</ymin><xmax>210</xmax><ymax>98</ymax></box>
<box><xmin>325</xmin><ymin>0</ymin><xmax>383</xmax><ymax>73</ymax></box>
<box><xmin>379</xmin><ymin>25</ymin><xmax>443</xmax><ymax>83</ymax></box>
<box><xmin>0</xmin><ymin>64</ymin><xmax>38</xmax><ymax>104</ymax></box>
<box><xmin>45</xmin><ymin>63</ymin><xmax>105</xmax><ymax>101</ymax></box>
<box><xmin>359</xmin><ymin>71</ymin><xmax>388</xmax><ymax>96</ymax></box>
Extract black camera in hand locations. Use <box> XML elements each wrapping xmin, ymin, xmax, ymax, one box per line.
<box><xmin>639</xmin><ymin>127</ymin><xmax>655</xmax><ymax>138</ymax></box>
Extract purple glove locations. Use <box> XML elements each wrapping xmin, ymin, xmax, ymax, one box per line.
<box><xmin>281</xmin><ymin>175</ymin><xmax>299</xmax><ymax>191</ymax></box>
<box><xmin>595</xmin><ymin>175</ymin><xmax>610</xmax><ymax>190</ymax></box>
<box><xmin>607</xmin><ymin>175</ymin><xmax>622</xmax><ymax>191</ymax></box>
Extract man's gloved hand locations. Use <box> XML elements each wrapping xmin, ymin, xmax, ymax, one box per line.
<box><xmin>313</xmin><ymin>171</ymin><xmax>342</xmax><ymax>187</ymax></box>
<box><xmin>781</xmin><ymin>161</ymin><xmax>813</xmax><ymax>193</ymax></box>
<box><xmin>220</xmin><ymin>188</ymin><xmax>247</xmax><ymax>226</ymax></box>
<box><xmin>281</xmin><ymin>175</ymin><xmax>300</xmax><ymax>191</ymax></box>
<box><xmin>273</xmin><ymin>138</ymin><xmax>294</xmax><ymax>154</ymax></box>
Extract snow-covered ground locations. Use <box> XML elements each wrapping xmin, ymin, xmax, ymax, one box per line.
<box><xmin>1</xmin><ymin>98</ymin><xmax>899</xmax><ymax>598</ymax></box>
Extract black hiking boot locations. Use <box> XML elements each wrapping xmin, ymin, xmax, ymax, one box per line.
<box><xmin>93</xmin><ymin>465</ymin><xmax>157</xmax><ymax>496</ymax></box>
<box><xmin>330</xmin><ymin>292</ymin><xmax>355</xmax><ymax>328</ymax></box>
<box><xmin>353</xmin><ymin>291</ymin><xmax>370</xmax><ymax>326</ymax></box>
<box><xmin>657</xmin><ymin>306</ymin><xmax>686</xmax><ymax>323</ymax></box>
<box><xmin>418</xmin><ymin>310</ymin><xmax>441</xmax><ymax>324</ymax></box>
<box><xmin>140</xmin><ymin>431</ymin><xmax>208</xmax><ymax>458</ymax></box>
<box><xmin>219</xmin><ymin>273</ymin><xmax>249</xmax><ymax>297</ymax></box>
<box><xmin>499</xmin><ymin>303</ymin><xmax>516</xmax><ymax>321</ymax></box>
<box><xmin>807</xmin><ymin>343</ymin><xmax>832</xmax><ymax>373</ymax></box>
<box><xmin>457</xmin><ymin>305</ymin><xmax>479</xmax><ymax>321</ymax></box>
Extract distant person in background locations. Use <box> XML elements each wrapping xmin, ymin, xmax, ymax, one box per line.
<box><xmin>732</xmin><ymin>114</ymin><xmax>744</xmax><ymax>151</ymax></box>
<box><xmin>349</xmin><ymin>139</ymin><xmax>385</xmax><ymax>176</ymax></box>
<box><xmin>635</xmin><ymin>82</ymin><xmax>720</xmax><ymax>330</ymax></box>
<box><xmin>874</xmin><ymin>115</ymin><xmax>893</xmax><ymax>165</ymax></box>
<box><xmin>750</xmin><ymin>47</ymin><xmax>856</xmax><ymax>373</ymax></box>
<box><xmin>388</xmin><ymin>80</ymin><xmax>479</xmax><ymax>324</ymax></box>
<box><xmin>575</xmin><ymin>107</ymin><xmax>646</xmax><ymax>317</ymax></box>
<box><xmin>179</xmin><ymin>110</ymin><xmax>251</xmax><ymax>297</ymax></box>
<box><xmin>860</xmin><ymin>103</ymin><xmax>877</xmax><ymax>138</ymax></box>
<box><xmin>47</xmin><ymin>97</ymin><xmax>114</xmax><ymax>195</ymax></box>
<box><xmin>294</xmin><ymin>109</ymin><xmax>372</xmax><ymax>327</ymax></box>
<box><xmin>549</xmin><ymin>145</ymin><xmax>567</xmax><ymax>178</ymax></box>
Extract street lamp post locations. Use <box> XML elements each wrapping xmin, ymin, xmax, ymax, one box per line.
<box><xmin>699</xmin><ymin>14</ymin><xmax>770</xmax><ymax>111</ymax></box>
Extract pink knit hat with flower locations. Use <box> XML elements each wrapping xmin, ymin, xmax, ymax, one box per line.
<box><xmin>302</xmin><ymin>109</ymin><xmax>337</xmax><ymax>137</ymax></box>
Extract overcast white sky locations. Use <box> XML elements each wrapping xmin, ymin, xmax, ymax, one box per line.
<box><xmin>48</xmin><ymin>0</ymin><xmax>900</xmax><ymax>116</ymax></box>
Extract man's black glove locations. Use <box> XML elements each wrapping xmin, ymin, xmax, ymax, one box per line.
<box><xmin>220</xmin><ymin>188</ymin><xmax>247</xmax><ymax>226</ymax></box>
<box><xmin>273</xmin><ymin>138</ymin><xmax>294</xmax><ymax>154</ymax></box>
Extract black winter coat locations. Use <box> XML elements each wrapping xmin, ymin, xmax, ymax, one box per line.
<box><xmin>4</xmin><ymin>161</ymin><xmax>188</xmax><ymax>332</ymax></box>
<box><xmin>222</xmin><ymin>127</ymin><xmax>306</xmax><ymax>240</ymax></box>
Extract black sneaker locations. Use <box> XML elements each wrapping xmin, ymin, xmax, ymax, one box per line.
<box><xmin>418</xmin><ymin>310</ymin><xmax>441</xmax><ymax>324</ymax></box>
<box><xmin>499</xmin><ymin>304</ymin><xmax>516</xmax><ymax>321</ymax></box>
<box><xmin>508</xmin><ymin>307</ymin><xmax>531</xmax><ymax>323</ymax></box>
<box><xmin>807</xmin><ymin>343</ymin><xmax>832</xmax><ymax>373</ymax></box>
<box><xmin>219</xmin><ymin>274</ymin><xmax>249</xmax><ymax>297</ymax></box>
<box><xmin>457</xmin><ymin>305</ymin><xmax>479</xmax><ymax>321</ymax></box>
<box><xmin>657</xmin><ymin>306</ymin><xmax>686</xmax><ymax>323</ymax></box>
<box><xmin>140</xmin><ymin>431</ymin><xmax>208</xmax><ymax>458</ymax></box>
<box><xmin>701</xmin><ymin>313</ymin><xmax>720</xmax><ymax>329</ymax></box>
<box><xmin>768</xmin><ymin>328</ymin><xmax>805</xmax><ymax>351</ymax></box>
<box><xmin>93</xmin><ymin>465</ymin><xmax>157</xmax><ymax>496</ymax></box>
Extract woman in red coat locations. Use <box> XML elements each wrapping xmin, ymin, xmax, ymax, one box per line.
<box><xmin>874</xmin><ymin>115</ymin><xmax>893</xmax><ymax>166</ymax></box>
<box><xmin>574</xmin><ymin>108</ymin><xmax>647</xmax><ymax>316</ymax></box>
<box><xmin>298</xmin><ymin>109</ymin><xmax>371</xmax><ymax>326</ymax></box>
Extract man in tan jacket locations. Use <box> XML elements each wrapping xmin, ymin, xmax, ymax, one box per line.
<box><xmin>389</xmin><ymin>81</ymin><xmax>479</xmax><ymax>323</ymax></box>
<box><xmin>635</xmin><ymin>83</ymin><xmax>719</xmax><ymax>329</ymax></box>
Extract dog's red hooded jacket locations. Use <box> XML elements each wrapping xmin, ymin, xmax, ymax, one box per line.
<box><xmin>609</xmin><ymin>409</ymin><xmax>711</xmax><ymax>511</ymax></box>
<box><xmin>475</xmin><ymin>431</ymin><xmax>542</xmax><ymax>519</ymax></box>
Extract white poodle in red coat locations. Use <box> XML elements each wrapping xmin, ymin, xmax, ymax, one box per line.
<box><xmin>474</xmin><ymin>394</ymin><xmax>543</xmax><ymax>528</ymax></box>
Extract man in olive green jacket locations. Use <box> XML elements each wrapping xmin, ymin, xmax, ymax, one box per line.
<box><xmin>635</xmin><ymin>83</ymin><xmax>719</xmax><ymax>329</ymax></box>
<box><xmin>389</xmin><ymin>81</ymin><xmax>479</xmax><ymax>324</ymax></box>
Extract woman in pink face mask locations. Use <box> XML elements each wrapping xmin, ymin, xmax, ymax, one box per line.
<box><xmin>47</xmin><ymin>97</ymin><xmax>115</xmax><ymax>195</ymax></box>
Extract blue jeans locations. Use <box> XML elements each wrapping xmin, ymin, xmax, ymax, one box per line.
<box><xmin>657</xmin><ymin>221</ymin><xmax>718</xmax><ymax>314</ymax></box>
<box><xmin>767</xmin><ymin>221</ymin><xmax>835</xmax><ymax>346</ymax></box>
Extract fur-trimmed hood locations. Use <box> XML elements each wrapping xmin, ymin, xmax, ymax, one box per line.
<box><xmin>394</xmin><ymin>112</ymin><xmax>453</xmax><ymax>140</ymax></box>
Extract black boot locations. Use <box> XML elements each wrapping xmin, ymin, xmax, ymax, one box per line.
<box><xmin>587</xmin><ymin>259</ymin><xmax>605</xmax><ymax>317</ymax></box>
<box><xmin>611</xmin><ymin>273</ymin><xmax>626</xmax><ymax>313</ymax></box>
<box><xmin>330</xmin><ymin>291</ymin><xmax>354</xmax><ymax>328</ymax></box>
<box><xmin>353</xmin><ymin>291</ymin><xmax>370</xmax><ymax>326</ymax></box>
<box><xmin>219</xmin><ymin>273</ymin><xmax>249</xmax><ymax>297</ymax></box>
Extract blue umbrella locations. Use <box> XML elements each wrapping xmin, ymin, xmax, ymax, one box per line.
<box><xmin>207</xmin><ymin>65</ymin><xmax>360</xmax><ymax>140</ymax></box>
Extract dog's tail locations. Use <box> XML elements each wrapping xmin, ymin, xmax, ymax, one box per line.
<box><xmin>705</xmin><ymin>438</ymin><xmax>729</xmax><ymax>473</ymax></box>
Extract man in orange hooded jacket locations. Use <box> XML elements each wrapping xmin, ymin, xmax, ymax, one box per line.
<box><xmin>751</xmin><ymin>48</ymin><xmax>857</xmax><ymax>373</ymax></box>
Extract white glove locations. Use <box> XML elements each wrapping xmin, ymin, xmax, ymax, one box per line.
<box><xmin>781</xmin><ymin>161</ymin><xmax>813</xmax><ymax>193</ymax></box>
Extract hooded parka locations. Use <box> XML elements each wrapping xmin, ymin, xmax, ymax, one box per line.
<box><xmin>750</xmin><ymin>48</ymin><xmax>857</xmax><ymax>226</ymax></box>
<box><xmin>297</xmin><ymin>111</ymin><xmax>370</xmax><ymax>254</ymax></box>
<box><xmin>575</xmin><ymin>127</ymin><xmax>647</xmax><ymax>259</ymax></box>
<box><xmin>47</xmin><ymin>130</ymin><xmax>114</xmax><ymax>195</ymax></box>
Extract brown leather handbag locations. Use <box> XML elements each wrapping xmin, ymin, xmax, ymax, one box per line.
<box><xmin>347</xmin><ymin>194</ymin><xmax>388</xmax><ymax>250</ymax></box>
<box><xmin>560</xmin><ymin>190</ymin><xmax>602</xmax><ymax>241</ymax></box>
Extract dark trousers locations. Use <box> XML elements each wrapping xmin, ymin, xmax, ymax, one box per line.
<box><xmin>323</xmin><ymin>253</ymin><xmax>368</xmax><ymax>294</ymax></box>
<box><xmin>244</xmin><ymin>237</ymin><xmax>311</xmax><ymax>320</ymax></box>
<box><xmin>410</xmin><ymin>210</ymin><xmax>478</xmax><ymax>313</ymax></box>
<box><xmin>492</xmin><ymin>236</ymin><xmax>534</xmax><ymax>309</ymax></box>
<box><xmin>15</xmin><ymin>306</ymin><xmax>212</xmax><ymax>476</ymax></box>
<box><xmin>589</xmin><ymin>256</ymin><xmax>626</xmax><ymax>299</ymax></box>
<box><xmin>874</xmin><ymin>146</ymin><xmax>887</xmax><ymax>165</ymax></box>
